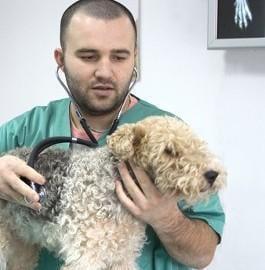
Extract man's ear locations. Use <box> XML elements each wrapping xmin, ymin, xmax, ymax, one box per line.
<box><xmin>54</xmin><ymin>48</ymin><xmax>64</xmax><ymax>71</ymax></box>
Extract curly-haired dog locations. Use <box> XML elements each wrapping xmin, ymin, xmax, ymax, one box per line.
<box><xmin>0</xmin><ymin>116</ymin><xmax>226</xmax><ymax>270</ymax></box>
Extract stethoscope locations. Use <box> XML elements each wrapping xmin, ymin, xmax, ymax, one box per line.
<box><xmin>23</xmin><ymin>66</ymin><xmax>138</xmax><ymax>204</ymax></box>
<box><xmin>55</xmin><ymin>65</ymin><xmax>138</xmax><ymax>145</ymax></box>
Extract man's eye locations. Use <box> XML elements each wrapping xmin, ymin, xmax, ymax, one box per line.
<box><xmin>112</xmin><ymin>55</ymin><xmax>127</xmax><ymax>61</ymax></box>
<box><xmin>80</xmin><ymin>55</ymin><xmax>98</xmax><ymax>61</ymax></box>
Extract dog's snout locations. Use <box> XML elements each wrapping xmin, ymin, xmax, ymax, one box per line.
<box><xmin>204</xmin><ymin>170</ymin><xmax>219</xmax><ymax>185</ymax></box>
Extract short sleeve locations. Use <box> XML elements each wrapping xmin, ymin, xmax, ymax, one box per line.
<box><xmin>179</xmin><ymin>194</ymin><xmax>225</xmax><ymax>241</ymax></box>
<box><xmin>0</xmin><ymin>119</ymin><xmax>24</xmax><ymax>154</ymax></box>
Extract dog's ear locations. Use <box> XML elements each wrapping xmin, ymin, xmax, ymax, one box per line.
<box><xmin>132</xmin><ymin>125</ymin><xmax>146</xmax><ymax>147</ymax></box>
<box><xmin>107</xmin><ymin>124</ymin><xmax>145</xmax><ymax>160</ymax></box>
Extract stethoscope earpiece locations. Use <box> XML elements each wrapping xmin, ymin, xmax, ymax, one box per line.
<box><xmin>128</xmin><ymin>67</ymin><xmax>138</xmax><ymax>92</ymax></box>
<box><xmin>133</xmin><ymin>66</ymin><xmax>138</xmax><ymax>79</ymax></box>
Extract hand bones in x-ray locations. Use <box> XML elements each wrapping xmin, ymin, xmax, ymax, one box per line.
<box><xmin>234</xmin><ymin>0</ymin><xmax>252</xmax><ymax>29</ymax></box>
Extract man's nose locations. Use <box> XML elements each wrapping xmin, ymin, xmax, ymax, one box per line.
<box><xmin>94</xmin><ymin>59</ymin><xmax>113</xmax><ymax>80</ymax></box>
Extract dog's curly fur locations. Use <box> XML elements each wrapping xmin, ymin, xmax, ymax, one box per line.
<box><xmin>0</xmin><ymin>116</ymin><xmax>226</xmax><ymax>270</ymax></box>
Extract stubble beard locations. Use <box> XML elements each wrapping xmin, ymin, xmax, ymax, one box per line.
<box><xmin>64</xmin><ymin>68</ymin><xmax>131</xmax><ymax>117</ymax></box>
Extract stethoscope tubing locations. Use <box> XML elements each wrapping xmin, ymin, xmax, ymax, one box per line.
<box><xmin>22</xmin><ymin>136</ymin><xmax>97</xmax><ymax>203</ymax></box>
<box><xmin>23</xmin><ymin>67</ymin><xmax>138</xmax><ymax>203</ymax></box>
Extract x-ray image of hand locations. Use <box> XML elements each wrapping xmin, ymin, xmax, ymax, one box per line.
<box><xmin>234</xmin><ymin>0</ymin><xmax>252</xmax><ymax>29</ymax></box>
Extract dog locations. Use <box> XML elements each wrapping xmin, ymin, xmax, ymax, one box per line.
<box><xmin>0</xmin><ymin>116</ymin><xmax>226</xmax><ymax>270</ymax></box>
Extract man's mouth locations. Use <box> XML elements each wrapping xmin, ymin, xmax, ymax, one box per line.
<box><xmin>92</xmin><ymin>84</ymin><xmax>114</xmax><ymax>91</ymax></box>
<box><xmin>91</xmin><ymin>85</ymin><xmax>115</xmax><ymax>97</ymax></box>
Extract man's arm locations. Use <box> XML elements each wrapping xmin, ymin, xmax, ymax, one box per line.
<box><xmin>116</xmin><ymin>161</ymin><xmax>219</xmax><ymax>269</ymax></box>
<box><xmin>150</xmin><ymin>206</ymin><xmax>218</xmax><ymax>268</ymax></box>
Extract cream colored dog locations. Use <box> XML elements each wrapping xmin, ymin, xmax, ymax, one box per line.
<box><xmin>0</xmin><ymin>116</ymin><xmax>226</xmax><ymax>270</ymax></box>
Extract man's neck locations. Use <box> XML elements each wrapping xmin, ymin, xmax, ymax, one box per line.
<box><xmin>70</xmin><ymin>96</ymin><xmax>131</xmax><ymax>133</ymax></box>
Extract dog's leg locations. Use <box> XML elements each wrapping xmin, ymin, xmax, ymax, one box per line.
<box><xmin>61</xmin><ymin>262</ymin><xmax>106</xmax><ymax>270</ymax></box>
<box><xmin>110</xmin><ymin>262</ymin><xmax>138</xmax><ymax>270</ymax></box>
<box><xmin>0</xmin><ymin>220</ymin><xmax>39</xmax><ymax>270</ymax></box>
<box><xmin>0</xmin><ymin>252</ymin><xmax>7</xmax><ymax>270</ymax></box>
<box><xmin>6</xmin><ymin>242</ymin><xmax>39</xmax><ymax>270</ymax></box>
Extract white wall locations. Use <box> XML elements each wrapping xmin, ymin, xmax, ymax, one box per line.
<box><xmin>1</xmin><ymin>1</ymin><xmax>265</xmax><ymax>269</ymax></box>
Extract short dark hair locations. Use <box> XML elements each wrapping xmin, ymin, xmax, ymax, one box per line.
<box><xmin>60</xmin><ymin>0</ymin><xmax>137</xmax><ymax>50</ymax></box>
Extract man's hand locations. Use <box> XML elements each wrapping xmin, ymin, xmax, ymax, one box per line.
<box><xmin>116</xmin><ymin>161</ymin><xmax>218</xmax><ymax>269</ymax></box>
<box><xmin>0</xmin><ymin>155</ymin><xmax>46</xmax><ymax>210</ymax></box>
<box><xmin>116</xmin><ymin>161</ymin><xmax>182</xmax><ymax>226</ymax></box>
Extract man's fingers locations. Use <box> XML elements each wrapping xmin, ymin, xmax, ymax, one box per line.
<box><xmin>115</xmin><ymin>180</ymin><xmax>140</xmax><ymax>217</ymax></box>
<box><xmin>0</xmin><ymin>155</ymin><xmax>44</xmax><ymax>210</ymax></box>
<box><xmin>2</xmin><ymin>155</ymin><xmax>46</xmax><ymax>185</ymax></box>
<box><xmin>0</xmin><ymin>186</ymin><xmax>41</xmax><ymax>210</ymax></box>
<box><xmin>128</xmin><ymin>162</ymin><xmax>160</xmax><ymax>199</ymax></box>
<box><xmin>0</xmin><ymin>155</ymin><xmax>44</xmax><ymax>204</ymax></box>
<box><xmin>14</xmin><ymin>159</ymin><xmax>46</xmax><ymax>186</ymax></box>
<box><xmin>8</xmin><ymin>172</ymin><xmax>40</xmax><ymax>203</ymax></box>
<box><xmin>117</xmin><ymin>162</ymin><xmax>146</xmax><ymax>203</ymax></box>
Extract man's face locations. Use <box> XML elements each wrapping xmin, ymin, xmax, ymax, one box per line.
<box><xmin>60</xmin><ymin>13</ymin><xmax>136</xmax><ymax>116</ymax></box>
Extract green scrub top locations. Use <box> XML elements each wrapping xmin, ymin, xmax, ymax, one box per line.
<box><xmin>0</xmin><ymin>98</ymin><xmax>225</xmax><ymax>270</ymax></box>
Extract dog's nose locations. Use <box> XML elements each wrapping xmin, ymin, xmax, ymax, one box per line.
<box><xmin>204</xmin><ymin>170</ymin><xmax>219</xmax><ymax>185</ymax></box>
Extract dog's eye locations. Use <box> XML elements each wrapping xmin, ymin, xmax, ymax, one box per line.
<box><xmin>164</xmin><ymin>147</ymin><xmax>179</xmax><ymax>158</ymax></box>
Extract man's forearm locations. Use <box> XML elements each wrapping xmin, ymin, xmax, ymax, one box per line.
<box><xmin>151</xmin><ymin>207</ymin><xmax>219</xmax><ymax>269</ymax></box>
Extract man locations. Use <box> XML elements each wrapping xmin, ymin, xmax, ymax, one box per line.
<box><xmin>0</xmin><ymin>1</ymin><xmax>225</xmax><ymax>269</ymax></box>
